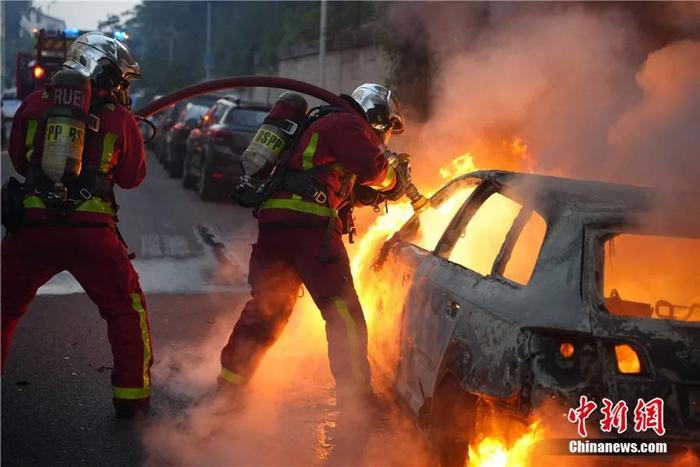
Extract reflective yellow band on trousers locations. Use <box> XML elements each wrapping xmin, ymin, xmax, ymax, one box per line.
<box><xmin>25</xmin><ymin>120</ymin><xmax>38</xmax><ymax>161</ymax></box>
<box><xmin>131</xmin><ymin>292</ymin><xmax>152</xmax><ymax>390</ymax></box>
<box><xmin>332</xmin><ymin>297</ymin><xmax>365</xmax><ymax>386</ymax></box>
<box><xmin>113</xmin><ymin>386</ymin><xmax>150</xmax><ymax>400</ymax></box>
<box><xmin>261</xmin><ymin>198</ymin><xmax>337</xmax><ymax>217</ymax></box>
<box><xmin>22</xmin><ymin>195</ymin><xmax>116</xmax><ymax>216</ymax></box>
<box><xmin>368</xmin><ymin>166</ymin><xmax>396</xmax><ymax>191</ymax></box>
<box><xmin>220</xmin><ymin>367</ymin><xmax>246</xmax><ymax>384</ymax></box>
<box><xmin>302</xmin><ymin>132</ymin><xmax>319</xmax><ymax>171</ymax></box>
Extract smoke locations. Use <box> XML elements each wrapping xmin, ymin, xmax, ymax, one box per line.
<box><xmin>388</xmin><ymin>3</ymin><xmax>700</xmax><ymax>190</ymax></box>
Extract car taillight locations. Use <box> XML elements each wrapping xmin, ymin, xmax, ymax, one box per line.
<box><xmin>614</xmin><ymin>344</ymin><xmax>642</xmax><ymax>374</ymax></box>
<box><xmin>210</xmin><ymin>172</ymin><xmax>225</xmax><ymax>179</ymax></box>
<box><xmin>210</xmin><ymin>129</ymin><xmax>232</xmax><ymax>139</ymax></box>
<box><xmin>33</xmin><ymin>66</ymin><xmax>45</xmax><ymax>79</ymax></box>
<box><xmin>560</xmin><ymin>342</ymin><xmax>575</xmax><ymax>359</ymax></box>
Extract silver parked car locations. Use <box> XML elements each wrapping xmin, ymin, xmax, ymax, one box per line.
<box><xmin>370</xmin><ymin>170</ymin><xmax>700</xmax><ymax>465</ymax></box>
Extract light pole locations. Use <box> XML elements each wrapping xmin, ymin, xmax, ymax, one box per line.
<box><xmin>318</xmin><ymin>0</ymin><xmax>327</xmax><ymax>88</ymax></box>
<box><xmin>204</xmin><ymin>1</ymin><xmax>213</xmax><ymax>80</ymax></box>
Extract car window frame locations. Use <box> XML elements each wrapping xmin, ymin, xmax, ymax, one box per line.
<box><xmin>584</xmin><ymin>226</ymin><xmax>700</xmax><ymax>321</ymax></box>
<box><xmin>433</xmin><ymin>180</ymin><xmax>547</xmax><ymax>287</ymax></box>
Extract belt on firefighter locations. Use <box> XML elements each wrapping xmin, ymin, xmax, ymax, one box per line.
<box><xmin>260</xmin><ymin>198</ymin><xmax>338</xmax><ymax>217</ymax></box>
<box><xmin>279</xmin><ymin>171</ymin><xmax>328</xmax><ymax>205</ymax></box>
<box><xmin>23</xmin><ymin>194</ymin><xmax>116</xmax><ymax>216</ymax></box>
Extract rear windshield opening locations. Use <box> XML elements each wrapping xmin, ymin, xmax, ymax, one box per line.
<box><xmin>603</xmin><ymin>233</ymin><xmax>700</xmax><ymax>322</ymax></box>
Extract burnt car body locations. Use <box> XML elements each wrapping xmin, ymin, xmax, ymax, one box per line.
<box><xmin>183</xmin><ymin>96</ymin><xmax>269</xmax><ymax>200</ymax></box>
<box><xmin>375</xmin><ymin>170</ymin><xmax>699</xmax><ymax>464</ymax></box>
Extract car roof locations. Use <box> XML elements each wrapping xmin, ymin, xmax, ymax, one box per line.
<box><xmin>454</xmin><ymin>170</ymin><xmax>700</xmax><ymax>236</ymax></box>
<box><xmin>215</xmin><ymin>96</ymin><xmax>270</xmax><ymax>112</ymax></box>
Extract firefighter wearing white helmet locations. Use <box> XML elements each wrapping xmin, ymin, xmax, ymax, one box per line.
<box><xmin>220</xmin><ymin>82</ymin><xmax>410</xmax><ymax>417</ymax></box>
<box><xmin>3</xmin><ymin>32</ymin><xmax>152</xmax><ymax>418</ymax></box>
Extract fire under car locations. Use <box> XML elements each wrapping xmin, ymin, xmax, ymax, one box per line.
<box><xmin>371</xmin><ymin>170</ymin><xmax>700</xmax><ymax>465</ymax></box>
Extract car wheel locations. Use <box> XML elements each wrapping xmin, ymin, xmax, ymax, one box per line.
<box><xmin>182</xmin><ymin>154</ymin><xmax>196</xmax><ymax>189</ymax></box>
<box><xmin>197</xmin><ymin>159</ymin><xmax>216</xmax><ymax>201</ymax></box>
<box><xmin>168</xmin><ymin>150</ymin><xmax>183</xmax><ymax>178</ymax></box>
<box><xmin>430</xmin><ymin>376</ymin><xmax>477</xmax><ymax>467</ymax></box>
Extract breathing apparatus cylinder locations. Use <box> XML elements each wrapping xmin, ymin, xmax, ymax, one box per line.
<box><xmin>41</xmin><ymin>68</ymin><xmax>92</xmax><ymax>185</ymax></box>
<box><xmin>240</xmin><ymin>92</ymin><xmax>308</xmax><ymax>177</ymax></box>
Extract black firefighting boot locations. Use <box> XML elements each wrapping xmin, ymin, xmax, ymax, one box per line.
<box><xmin>113</xmin><ymin>397</ymin><xmax>150</xmax><ymax>419</ymax></box>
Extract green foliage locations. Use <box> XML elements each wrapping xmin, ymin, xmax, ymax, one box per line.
<box><xmin>108</xmin><ymin>0</ymin><xmax>427</xmax><ymax>116</ymax></box>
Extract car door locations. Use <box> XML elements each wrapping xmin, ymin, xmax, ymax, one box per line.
<box><xmin>386</xmin><ymin>177</ymin><xmax>482</xmax><ymax>413</ymax></box>
<box><xmin>396</xmin><ymin>178</ymin><xmax>551</xmax><ymax>413</ymax></box>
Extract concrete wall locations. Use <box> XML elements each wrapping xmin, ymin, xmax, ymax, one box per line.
<box><xmin>244</xmin><ymin>44</ymin><xmax>391</xmax><ymax>107</ymax></box>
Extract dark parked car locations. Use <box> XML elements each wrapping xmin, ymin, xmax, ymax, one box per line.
<box><xmin>368</xmin><ymin>170</ymin><xmax>699</xmax><ymax>465</ymax></box>
<box><xmin>152</xmin><ymin>95</ymin><xmax>217</xmax><ymax>165</ymax></box>
<box><xmin>183</xmin><ymin>96</ymin><xmax>270</xmax><ymax>200</ymax></box>
<box><xmin>162</xmin><ymin>100</ymin><xmax>214</xmax><ymax>178</ymax></box>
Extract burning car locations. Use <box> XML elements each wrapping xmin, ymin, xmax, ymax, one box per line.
<box><xmin>367</xmin><ymin>170</ymin><xmax>700</xmax><ymax>465</ymax></box>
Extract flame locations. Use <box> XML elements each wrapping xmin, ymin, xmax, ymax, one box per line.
<box><xmin>439</xmin><ymin>152</ymin><xmax>477</xmax><ymax>180</ymax></box>
<box><xmin>469</xmin><ymin>422</ymin><xmax>543</xmax><ymax>467</ymax></box>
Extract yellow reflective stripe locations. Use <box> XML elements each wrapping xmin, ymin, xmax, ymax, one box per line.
<box><xmin>99</xmin><ymin>132</ymin><xmax>118</xmax><ymax>173</ymax></box>
<box><xmin>219</xmin><ymin>367</ymin><xmax>246</xmax><ymax>385</ymax></box>
<box><xmin>302</xmin><ymin>132</ymin><xmax>319</xmax><ymax>171</ymax></box>
<box><xmin>22</xmin><ymin>195</ymin><xmax>45</xmax><ymax>209</ymax></box>
<box><xmin>22</xmin><ymin>195</ymin><xmax>115</xmax><ymax>215</ymax></box>
<box><xmin>261</xmin><ymin>198</ymin><xmax>337</xmax><ymax>217</ymax></box>
<box><xmin>368</xmin><ymin>166</ymin><xmax>396</xmax><ymax>191</ymax></box>
<box><xmin>113</xmin><ymin>386</ymin><xmax>150</xmax><ymax>400</ymax></box>
<box><xmin>75</xmin><ymin>198</ymin><xmax>116</xmax><ymax>215</ymax></box>
<box><xmin>332</xmin><ymin>297</ymin><xmax>365</xmax><ymax>386</ymax></box>
<box><xmin>25</xmin><ymin>120</ymin><xmax>38</xmax><ymax>161</ymax></box>
<box><xmin>130</xmin><ymin>292</ymin><xmax>152</xmax><ymax>391</ymax></box>
<box><xmin>329</xmin><ymin>162</ymin><xmax>346</xmax><ymax>175</ymax></box>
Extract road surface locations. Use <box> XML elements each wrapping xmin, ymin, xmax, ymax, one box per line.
<box><xmin>1</xmin><ymin>149</ymin><xmax>429</xmax><ymax>466</ymax></box>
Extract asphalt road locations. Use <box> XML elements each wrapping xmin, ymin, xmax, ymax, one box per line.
<box><xmin>1</xmin><ymin>149</ymin><xmax>429</xmax><ymax>466</ymax></box>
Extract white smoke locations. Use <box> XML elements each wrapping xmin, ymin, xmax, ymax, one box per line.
<box><xmin>388</xmin><ymin>3</ymin><xmax>700</xmax><ymax>190</ymax></box>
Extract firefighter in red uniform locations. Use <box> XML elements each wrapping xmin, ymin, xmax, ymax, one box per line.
<box><xmin>2</xmin><ymin>32</ymin><xmax>152</xmax><ymax>418</ymax></box>
<box><xmin>220</xmin><ymin>84</ymin><xmax>408</xmax><ymax>410</ymax></box>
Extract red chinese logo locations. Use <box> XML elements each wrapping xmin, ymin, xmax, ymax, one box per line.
<box><xmin>566</xmin><ymin>396</ymin><xmax>665</xmax><ymax>437</ymax></box>
<box><xmin>600</xmin><ymin>398</ymin><xmax>628</xmax><ymax>434</ymax></box>
<box><xmin>633</xmin><ymin>397</ymin><xmax>666</xmax><ymax>436</ymax></box>
<box><xmin>567</xmin><ymin>395</ymin><xmax>598</xmax><ymax>437</ymax></box>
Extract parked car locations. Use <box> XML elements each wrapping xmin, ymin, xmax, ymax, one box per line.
<box><xmin>183</xmin><ymin>96</ymin><xmax>270</xmax><ymax>200</ymax></box>
<box><xmin>152</xmin><ymin>95</ymin><xmax>218</xmax><ymax>164</ymax></box>
<box><xmin>162</xmin><ymin>100</ymin><xmax>214</xmax><ymax>178</ymax></box>
<box><xmin>370</xmin><ymin>170</ymin><xmax>699</xmax><ymax>465</ymax></box>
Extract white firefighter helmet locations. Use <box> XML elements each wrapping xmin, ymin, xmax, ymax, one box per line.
<box><xmin>63</xmin><ymin>32</ymin><xmax>141</xmax><ymax>90</ymax></box>
<box><xmin>350</xmin><ymin>83</ymin><xmax>405</xmax><ymax>137</ymax></box>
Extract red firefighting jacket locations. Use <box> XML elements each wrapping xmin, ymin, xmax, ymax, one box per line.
<box><xmin>8</xmin><ymin>89</ymin><xmax>146</xmax><ymax>224</ymax></box>
<box><xmin>257</xmin><ymin>111</ymin><xmax>396</xmax><ymax>228</ymax></box>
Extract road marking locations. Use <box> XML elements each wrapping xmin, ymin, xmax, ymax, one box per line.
<box><xmin>140</xmin><ymin>234</ymin><xmax>162</xmax><ymax>257</ymax></box>
<box><xmin>162</xmin><ymin>235</ymin><xmax>190</xmax><ymax>257</ymax></box>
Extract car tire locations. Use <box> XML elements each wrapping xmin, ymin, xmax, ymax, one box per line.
<box><xmin>197</xmin><ymin>159</ymin><xmax>216</xmax><ymax>201</ymax></box>
<box><xmin>168</xmin><ymin>152</ymin><xmax>183</xmax><ymax>178</ymax></box>
<box><xmin>182</xmin><ymin>154</ymin><xmax>196</xmax><ymax>190</ymax></box>
<box><xmin>430</xmin><ymin>376</ymin><xmax>477</xmax><ymax>467</ymax></box>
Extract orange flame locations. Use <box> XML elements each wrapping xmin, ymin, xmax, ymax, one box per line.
<box><xmin>469</xmin><ymin>421</ymin><xmax>543</xmax><ymax>467</ymax></box>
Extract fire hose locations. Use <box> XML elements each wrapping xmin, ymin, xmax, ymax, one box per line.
<box><xmin>135</xmin><ymin>75</ymin><xmax>429</xmax><ymax>212</ymax></box>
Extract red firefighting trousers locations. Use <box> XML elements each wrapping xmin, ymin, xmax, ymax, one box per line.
<box><xmin>1</xmin><ymin>225</ymin><xmax>152</xmax><ymax>402</ymax></box>
<box><xmin>220</xmin><ymin>226</ymin><xmax>372</xmax><ymax>395</ymax></box>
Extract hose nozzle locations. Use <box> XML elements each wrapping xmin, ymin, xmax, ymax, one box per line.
<box><xmin>405</xmin><ymin>182</ymin><xmax>429</xmax><ymax>213</ymax></box>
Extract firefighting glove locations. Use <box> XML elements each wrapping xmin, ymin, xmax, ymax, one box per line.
<box><xmin>353</xmin><ymin>184</ymin><xmax>386</xmax><ymax>207</ymax></box>
<box><xmin>383</xmin><ymin>153</ymin><xmax>412</xmax><ymax>201</ymax></box>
